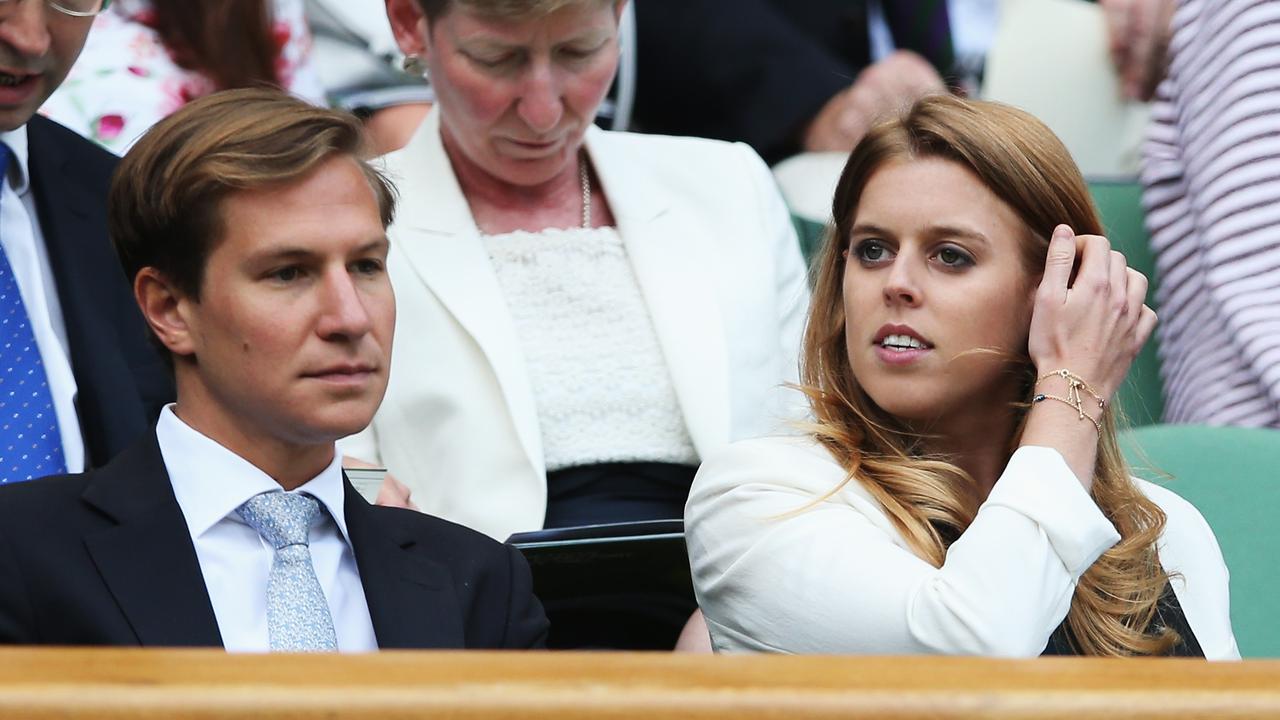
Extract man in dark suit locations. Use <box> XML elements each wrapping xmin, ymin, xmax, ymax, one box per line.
<box><xmin>0</xmin><ymin>0</ymin><xmax>172</xmax><ymax>483</ymax></box>
<box><xmin>0</xmin><ymin>88</ymin><xmax>548</xmax><ymax>650</ymax></box>
<box><xmin>630</xmin><ymin>0</ymin><xmax>949</xmax><ymax>164</ymax></box>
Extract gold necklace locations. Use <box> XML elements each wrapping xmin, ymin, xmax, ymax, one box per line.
<box><xmin>579</xmin><ymin>151</ymin><xmax>591</xmax><ymax>229</ymax></box>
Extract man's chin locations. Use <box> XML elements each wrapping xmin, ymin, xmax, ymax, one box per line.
<box><xmin>0</xmin><ymin>104</ymin><xmax>40</xmax><ymax>133</ymax></box>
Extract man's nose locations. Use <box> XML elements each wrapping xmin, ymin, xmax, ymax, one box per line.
<box><xmin>0</xmin><ymin>0</ymin><xmax>54</xmax><ymax>61</ymax></box>
<box><xmin>316</xmin><ymin>270</ymin><xmax>374</xmax><ymax>340</ymax></box>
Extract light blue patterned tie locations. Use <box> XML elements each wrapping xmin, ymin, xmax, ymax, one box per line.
<box><xmin>0</xmin><ymin>142</ymin><xmax>65</xmax><ymax>484</ymax></box>
<box><xmin>237</xmin><ymin>491</ymin><xmax>339</xmax><ymax>652</ymax></box>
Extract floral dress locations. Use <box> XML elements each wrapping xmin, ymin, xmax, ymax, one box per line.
<box><xmin>40</xmin><ymin>0</ymin><xmax>325</xmax><ymax>155</ymax></box>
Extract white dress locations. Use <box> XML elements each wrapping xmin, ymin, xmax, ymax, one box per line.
<box><xmin>686</xmin><ymin>435</ymin><xmax>1239</xmax><ymax>659</ymax></box>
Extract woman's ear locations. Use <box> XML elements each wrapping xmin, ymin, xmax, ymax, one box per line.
<box><xmin>385</xmin><ymin>0</ymin><xmax>431</xmax><ymax>58</ymax></box>
<box><xmin>134</xmin><ymin>268</ymin><xmax>197</xmax><ymax>358</ymax></box>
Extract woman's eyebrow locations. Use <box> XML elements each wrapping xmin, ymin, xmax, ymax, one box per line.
<box><xmin>849</xmin><ymin>222</ymin><xmax>892</xmax><ymax>237</ymax></box>
<box><xmin>924</xmin><ymin>225</ymin><xmax>992</xmax><ymax>247</ymax></box>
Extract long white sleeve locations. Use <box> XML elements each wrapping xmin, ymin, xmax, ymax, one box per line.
<box><xmin>686</xmin><ymin>437</ymin><xmax>1120</xmax><ymax>655</ymax></box>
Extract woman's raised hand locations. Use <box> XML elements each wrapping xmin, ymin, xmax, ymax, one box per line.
<box><xmin>1027</xmin><ymin>225</ymin><xmax>1157</xmax><ymax>403</ymax></box>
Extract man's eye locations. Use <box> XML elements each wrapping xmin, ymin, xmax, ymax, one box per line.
<box><xmin>351</xmin><ymin>259</ymin><xmax>384</xmax><ymax>275</ymax></box>
<box><xmin>269</xmin><ymin>266</ymin><xmax>302</xmax><ymax>282</ymax></box>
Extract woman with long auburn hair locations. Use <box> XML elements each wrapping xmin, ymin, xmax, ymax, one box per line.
<box><xmin>685</xmin><ymin>95</ymin><xmax>1238</xmax><ymax>658</ymax></box>
<box><xmin>41</xmin><ymin>0</ymin><xmax>324</xmax><ymax>154</ymax></box>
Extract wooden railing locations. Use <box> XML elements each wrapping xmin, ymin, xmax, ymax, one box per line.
<box><xmin>0</xmin><ymin>649</ymin><xmax>1277</xmax><ymax>718</ymax></box>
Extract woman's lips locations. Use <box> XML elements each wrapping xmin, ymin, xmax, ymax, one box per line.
<box><xmin>499</xmin><ymin>136</ymin><xmax>565</xmax><ymax>158</ymax></box>
<box><xmin>874</xmin><ymin>345</ymin><xmax>932</xmax><ymax>366</ymax></box>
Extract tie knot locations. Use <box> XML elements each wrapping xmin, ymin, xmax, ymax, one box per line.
<box><xmin>237</xmin><ymin>492</ymin><xmax>321</xmax><ymax>550</ymax></box>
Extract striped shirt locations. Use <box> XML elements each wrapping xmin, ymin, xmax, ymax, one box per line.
<box><xmin>1141</xmin><ymin>0</ymin><xmax>1280</xmax><ymax>426</ymax></box>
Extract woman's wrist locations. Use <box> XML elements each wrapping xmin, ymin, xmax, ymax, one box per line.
<box><xmin>1021</xmin><ymin>387</ymin><xmax>1103</xmax><ymax>493</ymax></box>
<box><xmin>1031</xmin><ymin>369</ymin><xmax>1106</xmax><ymax>433</ymax></box>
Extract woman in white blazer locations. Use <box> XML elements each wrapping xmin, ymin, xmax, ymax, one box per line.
<box><xmin>686</xmin><ymin>96</ymin><xmax>1239</xmax><ymax>658</ymax></box>
<box><xmin>340</xmin><ymin>0</ymin><xmax>809</xmax><ymax>542</ymax></box>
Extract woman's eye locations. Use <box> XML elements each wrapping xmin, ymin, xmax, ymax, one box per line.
<box><xmin>854</xmin><ymin>240</ymin><xmax>892</xmax><ymax>263</ymax></box>
<box><xmin>468</xmin><ymin>51</ymin><xmax>517</xmax><ymax>69</ymax></box>
<box><xmin>935</xmin><ymin>246</ymin><xmax>974</xmax><ymax>267</ymax></box>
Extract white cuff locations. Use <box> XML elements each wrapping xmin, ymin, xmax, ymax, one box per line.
<box><xmin>983</xmin><ymin>446</ymin><xmax>1120</xmax><ymax>576</ymax></box>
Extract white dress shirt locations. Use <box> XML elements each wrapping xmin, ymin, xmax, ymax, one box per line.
<box><xmin>869</xmin><ymin>0</ymin><xmax>1000</xmax><ymax>79</ymax></box>
<box><xmin>157</xmin><ymin>405</ymin><xmax>377</xmax><ymax>652</ymax></box>
<box><xmin>0</xmin><ymin>125</ymin><xmax>84</xmax><ymax>473</ymax></box>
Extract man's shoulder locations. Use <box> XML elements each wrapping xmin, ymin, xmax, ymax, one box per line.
<box><xmin>26</xmin><ymin>115</ymin><xmax>118</xmax><ymax>179</ymax></box>
<box><xmin>366</xmin><ymin>504</ymin><xmax>514</xmax><ymax>561</ymax></box>
<box><xmin>0</xmin><ymin>471</ymin><xmax>95</xmax><ymax>527</ymax></box>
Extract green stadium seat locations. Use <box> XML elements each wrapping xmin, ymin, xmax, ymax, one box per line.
<box><xmin>1090</xmin><ymin>179</ymin><xmax>1163</xmax><ymax>426</ymax></box>
<box><xmin>1121</xmin><ymin>424</ymin><xmax>1280</xmax><ymax>658</ymax></box>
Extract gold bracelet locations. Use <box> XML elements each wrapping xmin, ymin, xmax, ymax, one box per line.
<box><xmin>1033</xmin><ymin>369</ymin><xmax>1105</xmax><ymax>433</ymax></box>
<box><xmin>1032</xmin><ymin>393</ymin><xmax>1103</xmax><ymax>433</ymax></box>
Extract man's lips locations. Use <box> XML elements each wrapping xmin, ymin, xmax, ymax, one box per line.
<box><xmin>0</xmin><ymin>70</ymin><xmax>40</xmax><ymax>101</ymax></box>
<box><xmin>302</xmin><ymin>365</ymin><xmax>377</xmax><ymax>382</ymax></box>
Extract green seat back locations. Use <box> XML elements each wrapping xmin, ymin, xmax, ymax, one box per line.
<box><xmin>1121</xmin><ymin>424</ymin><xmax>1280</xmax><ymax>657</ymax></box>
<box><xmin>792</xmin><ymin>214</ymin><xmax>826</xmax><ymax>268</ymax></box>
<box><xmin>1090</xmin><ymin>179</ymin><xmax>1163</xmax><ymax>426</ymax></box>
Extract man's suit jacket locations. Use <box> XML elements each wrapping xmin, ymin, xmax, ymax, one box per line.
<box><xmin>632</xmin><ymin>0</ymin><xmax>871</xmax><ymax>163</ymax></box>
<box><xmin>338</xmin><ymin>109</ymin><xmax>811</xmax><ymax>540</ymax></box>
<box><xmin>0</xmin><ymin>432</ymin><xmax>549</xmax><ymax>648</ymax></box>
<box><xmin>25</xmin><ymin>115</ymin><xmax>174</xmax><ymax>468</ymax></box>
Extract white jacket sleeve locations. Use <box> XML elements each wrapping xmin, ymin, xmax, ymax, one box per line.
<box><xmin>686</xmin><ymin>438</ymin><xmax>1120</xmax><ymax>655</ymax></box>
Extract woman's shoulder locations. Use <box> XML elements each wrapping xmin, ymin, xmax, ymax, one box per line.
<box><xmin>689</xmin><ymin>435</ymin><xmax>850</xmax><ymax>504</ymax></box>
<box><xmin>1131</xmin><ymin>478</ymin><xmax>1216</xmax><ymax>541</ymax></box>
<box><xmin>1131</xmin><ymin>477</ymin><xmax>1240</xmax><ymax>659</ymax></box>
<box><xmin>700</xmin><ymin>434</ymin><xmax>842</xmax><ymax>473</ymax></box>
<box><xmin>591</xmin><ymin>127</ymin><xmax>768</xmax><ymax>177</ymax></box>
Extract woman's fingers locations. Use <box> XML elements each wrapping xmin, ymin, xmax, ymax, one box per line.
<box><xmin>1074</xmin><ymin>233</ymin><xmax>1113</xmax><ymax>298</ymax></box>
<box><xmin>1039</xmin><ymin>224</ymin><xmax>1078</xmax><ymax>303</ymax></box>
<box><xmin>1135</xmin><ymin>304</ymin><xmax>1159</xmax><ymax>353</ymax></box>
<box><xmin>1126</xmin><ymin>267</ymin><xmax>1153</xmax><ymax>351</ymax></box>
<box><xmin>1109</xmin><ymin>250</ymin><xmax>1130</xmax><ymax>316</ymax></box>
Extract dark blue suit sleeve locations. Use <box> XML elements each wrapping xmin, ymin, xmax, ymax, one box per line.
<box><xmin>502</xmin><ymin>544</ymin><xmax>549</xmax><ymax>649</ymax></box>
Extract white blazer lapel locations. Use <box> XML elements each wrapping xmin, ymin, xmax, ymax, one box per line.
<box><xmin>385</xmin><ymin>110</ymin><xmax>546</xmax><ymax>474</ymax></box>
<box><xmin>586</xmin><ymin>128</ymin><xmax>732</xmax><ymax>456</ymax></box>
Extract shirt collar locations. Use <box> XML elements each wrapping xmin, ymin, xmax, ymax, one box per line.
<box><xmin>156</xmin><ymin>405</ymin><xmax>353</xmax><ymax>546</ymax></box>
<box><xmin>0</xmin><ymin>124</ymin><xmax>32</xmax><ymax>196</ymax></box>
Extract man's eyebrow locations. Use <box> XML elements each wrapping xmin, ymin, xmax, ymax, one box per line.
<box><xmin>248</xmin><ymin>237</ymin><xmax>390</xmax><ymax>263</ymax></box>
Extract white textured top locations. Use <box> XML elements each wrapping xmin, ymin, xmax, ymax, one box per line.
<box><xmin>482</xmin><ymin>226</ymin><xmax>698</xmax><ymax>472</ymax></box>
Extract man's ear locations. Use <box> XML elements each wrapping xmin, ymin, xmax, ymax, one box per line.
<box><xmin>134</xmin><ymin>268</ymin><xmax>197</xmax><ymax>358</ymax></box>
<box><xmin>386</xmin><ymin>0</ymin><xmax>431</xmax><ymax>58</ymax></box>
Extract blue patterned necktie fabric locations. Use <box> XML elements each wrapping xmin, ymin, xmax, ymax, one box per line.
<box><xmin>0</xmin><ymin>143</ymin><xmax>65</xmax><ymax>484</ymax></box>
<box><xmin>237</xmin><ymin>491</ymin><xmax>339</xmax><ymax>652</ymax></box>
